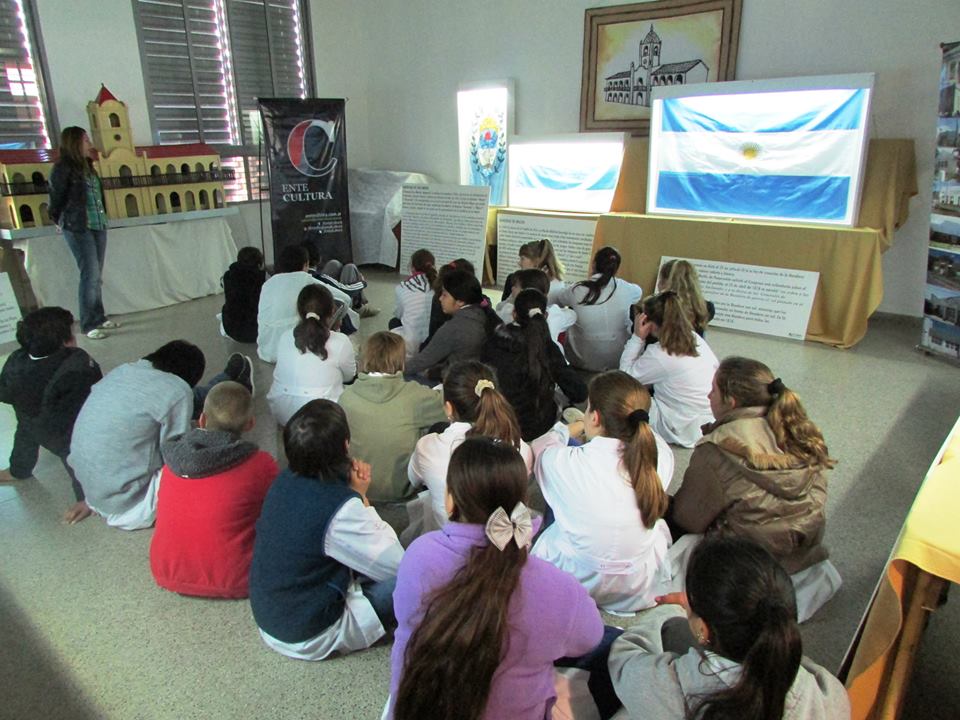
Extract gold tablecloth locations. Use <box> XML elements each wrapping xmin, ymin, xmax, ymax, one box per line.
<box><xmin>844</xmin><ymin>418</ymin><xmax>960</xmax><ymax>719</ymax></box>
<box><xmin>597</xmin><ymin>138</ymin><xmax>917</xmax><ymax>347</ymax></box>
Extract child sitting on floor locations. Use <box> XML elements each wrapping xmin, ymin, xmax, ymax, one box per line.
<box><xmin>150</xmin><ymin>381</ymin><xmax>278</xmax><ymax>599</ymax></box>
<box><xmin>249</xmin><ymin>399</ymin><xmax>402</xmax><ymax>661</ymax></box>
<box><xmin>220</xmin><ymin>246</ymin><xmax>267</xmax><ymax>343</ymax></box>
<box><xmin>0</xmin><ymin>307</ymin><xmax>102</xmax><ymax>524</ymax></box>
<box><xmin>69</xmin><ymin>340</ymin><xmax>205</xmax><ymax>530</ymax></box>
<box><xmin>495</xmin><ymin>268</ymin><xmax>577</xmax><ymax>353</ymax></box>
<box><xmin>656</xmin><ymin>259</ymin><xmax>714</xmax><ymax>337</ymax></box>
<box><xmin>390</xmin><ymin>249</ymin><xmax>437</xmax><ymax>359</ymax></box>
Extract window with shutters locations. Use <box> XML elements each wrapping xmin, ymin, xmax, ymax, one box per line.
<box><xmin>0</xmin><ymin>0</ymin><xmax>55</xmax><ymax>148</ymax></box>
<box><xmin>133</xmin><ymin>0</ymin><xmax>313</xmax><ymax>201</ymax></box>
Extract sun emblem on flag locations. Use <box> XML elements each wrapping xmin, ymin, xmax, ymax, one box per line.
<box><xmin>740</xmin><ymin>142</ymin><xmax>761</xmax><ymax>160</ymax></box>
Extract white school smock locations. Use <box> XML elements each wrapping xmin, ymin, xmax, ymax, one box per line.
<box><xmin>530</xmin><ymin>422</ymin><xmax>674</xmax><ymax>613</ymax></box>
<box><xmin>556</xmin><ymin>276</ymin><xmax>643</xmax><ymax>372</ymax></box>
<box><xmin>392</xmin><ymin>273</ymin><xmax>433</xmax><ymax>359</ymax></box>
<box><xmin>407</xmin><ymin>421</ymin><xmax>534</xmax><ymax>533</ymax></box>
<box><xmin>495</xmin><ymin>300</ymin><xmax>577</xmax><ymax>354</ymax></box>
<box><xmin>547</xmin><ymin>278</ymin><xmax>568</xmax><ymax>306</ymax></box>
<box><xmin>619</xmin><ymin>333</ymin><xmax>719</xmax><ymax>448</ymax></box>
<box><xmin>257</xmin><ymin>271</ymin><xmax>359</xmax><ymax>363</ymax></box>
<box><xmin>266</xmin><ymin>328</ymin><xmax>357</xmax><ymax>426</ymax></box>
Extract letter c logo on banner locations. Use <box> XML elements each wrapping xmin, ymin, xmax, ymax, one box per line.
<box><xmin>286</xmin><ymin>119</ymin><xmax>338</xmax><ymax>177</ymax></box>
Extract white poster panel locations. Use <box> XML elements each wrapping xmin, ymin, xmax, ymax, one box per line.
<box><xmin>0</xmin><ymin>273</ymin><xmax>21</xmax><ymax>345</ymax></box>
<box><xmin>400</xmin><ymin>184</ymin><xmax>490</xmax><ymax>274</ymax></box>
<box><xmin>496</xmin><ymin>211</ymin><xmax>597</xmax><ymax>286</ymax></box>
<box><xmin>660</xmin><ymin>257</ymin><xmax>819</xmax><ymax>341</ymax></box>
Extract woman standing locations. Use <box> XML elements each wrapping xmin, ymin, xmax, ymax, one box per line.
<box><xmin>49</xmin><ymin>127</ymin><xmax>116</xmax><ymax>340</ymax></box>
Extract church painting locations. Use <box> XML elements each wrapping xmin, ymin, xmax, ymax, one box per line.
<box><xmin>580</xmin><ymin>0</ymin><xmax>741</xmax><ymax>135</ymax></box>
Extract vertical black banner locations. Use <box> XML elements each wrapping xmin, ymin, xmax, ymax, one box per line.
<box><xmin>259</xmin><ymin>98</ymin><xmax>352</xmax><ymax>263</ymax></box>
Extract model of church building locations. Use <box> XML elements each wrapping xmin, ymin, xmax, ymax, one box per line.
<box><xmin>603</xmin><ymin>25</ymin><xmax>709</xmax><ymax>108</ymax></box>
<box><xmin>0</xmin><ymin>85</ymin><xmax>233</xmax><ymax>229</ymax></box>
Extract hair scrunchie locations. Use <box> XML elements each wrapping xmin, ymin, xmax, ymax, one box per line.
<box><xmin>627</xmin><ymin>408</ymin><xmax>649</xmax><ymax>428</ymax></box>
<box><xmin>767</xmin><ymin>378</ymin><xmax>786</xmax><ymax>396</ymax></box>
<box><xmin>305</xmin><ymin>312</ymin><xmax>321</xmax><ymax>321</ymax></box>
<box><xmin>474</xmin><ymin>379</ymin><xmax>495</xmax><ymax>398</ymax></box>
<box><xmin>527</xmin><ymin>307</ymin><xmax>543</xmax><ymax>318</ymax></box>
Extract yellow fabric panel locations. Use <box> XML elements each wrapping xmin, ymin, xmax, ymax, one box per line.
<box><xmin>593</xmin><ymin>213</ymin><xmax>884</xmax><ymax>347</ymax></box>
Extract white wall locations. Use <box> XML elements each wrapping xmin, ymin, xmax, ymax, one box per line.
<box><xmin>32</xmin><ymin>0</ymin><xmax>957</xmax><ymax>315</ymax></box>
<box><xmin>309</xmin><ymin>0</ymin><xmax>958</xmax><ymax>317</ymax></box>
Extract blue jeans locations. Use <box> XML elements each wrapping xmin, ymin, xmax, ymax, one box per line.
<box><xmin>361</xmin><ymin>576</ymin><xmax>397</xmax><ymax>633</ymax></box>
<box><xmin>555</xmin><ymin>625</ymin><xmax>625</xmax><ymax>719</ymax></box>
<box><xmin>62</xmin><ymin>228</ymin><xmax>107</xmax><ymax>332</ymax></box>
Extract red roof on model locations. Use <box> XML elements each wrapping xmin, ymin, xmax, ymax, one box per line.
<box><xmin>136</xmin><ymin>143</ymin><xmax>218</xmax><ymax>159</ymax></box>
<box><xmin>95</xmin><ymin>85</ymin><xmax>121</xmax><ymax>105</ymax></box>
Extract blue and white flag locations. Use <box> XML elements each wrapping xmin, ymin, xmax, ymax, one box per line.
<box><xmin>649</xmin><ymin>87</ymin><xmax>870</xmax><ymax>225</ymax></box>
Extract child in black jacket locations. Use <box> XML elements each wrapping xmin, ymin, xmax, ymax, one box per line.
<box><xmin>0</xmin><ymin>307</ymin><xmax>102</xmax><ymax>523</ymax></box>
<box><xmin>220</xmin><ymin>247</ymin><xmax>267</xmax><ymax>343</ymax></box>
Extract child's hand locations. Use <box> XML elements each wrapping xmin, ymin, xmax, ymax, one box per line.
<box><xmin>62</xmin><ymin>501</ymin><xmax>92</xmax><ymax>525</ymax></box>
<box><xmin>655</xmin><ymin>591</ymin><xmax>690</xmax><ymax>612</ymax></box>
<box><xmin>349</xmin><ymin>459</ymin><xmax>372</xmax><ymax>506</ymax></box>
<box><xmin>634</xmin><ymin>312</ymin><xmax>653</xmax><ymax>339</ymax></box>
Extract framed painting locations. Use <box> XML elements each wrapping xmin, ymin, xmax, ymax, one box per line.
<box><xmin>580</xmin><ymin>0</ymin><xmax>742</xmax><ymax>135</ymax></box>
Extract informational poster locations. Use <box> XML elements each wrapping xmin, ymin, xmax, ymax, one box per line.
<box><xmin>0</xmin><ymin>273</ymin><xmax>21</xmax><ymax>345</ymax></box>
<box><xmin>496</xmin><ymin>211</ymin><xmax>597</xmax><ymax>285</ymax></box>
<box><xmin>660</xmin><ymin>257</ymin><xmax>818</xmax><ymax>341</ymax></box>
<box><xmin>458</xmin><ymin>82</ymin><xmax>512</xmax><ymax>207</ymax></box>
<box><xmin>921</xmin><ymin>41</ymin><xmax>960</xmax><ymax>360</ymax></box>
<box><xmin>259</xmin><ymin>98</ymin><xmax>352</xmax><ymax>264</ymax></box>
<box><xmin>400</xmin><ymin>184</ymin><xmax>490</xmax><ymax>274</ymax></box>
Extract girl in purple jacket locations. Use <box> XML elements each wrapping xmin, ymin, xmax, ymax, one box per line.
<box><xmin>389</xmin><ymin>437</ymin><xmax>605</xmax><ymax>720</ymax></box>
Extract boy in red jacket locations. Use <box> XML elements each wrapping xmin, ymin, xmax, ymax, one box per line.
<box><xmin>150</xmin><ymin>381</ymin><xmax>278</xmax><ymax>598</ymax></box>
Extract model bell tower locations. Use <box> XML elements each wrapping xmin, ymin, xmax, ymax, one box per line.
<box><xmin>640</xmin><ymin>25</ymin><xmax>661</xmax><ymax>69</ymax></box>
<box><xmin>87</xmin><ymin>85</ymin><xmax>134</xmax><ymax>156</ymax></box>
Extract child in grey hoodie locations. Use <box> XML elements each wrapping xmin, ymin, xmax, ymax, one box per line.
<box><xmin>608</xmin><ymin>535</ymin><xmax>849</xmax><ymax>720</ymax></box>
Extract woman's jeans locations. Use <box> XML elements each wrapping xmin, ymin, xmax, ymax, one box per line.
<box><xmin>62</xmin><ymin>228</ymin><xmax>107</xmax><ymax>332</ymax></box>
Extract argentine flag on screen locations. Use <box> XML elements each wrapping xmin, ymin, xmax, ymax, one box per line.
<box><xmin>648</xmin><ymin>83</ymin><xmax>871</xmax><ymax>226</ymax></box>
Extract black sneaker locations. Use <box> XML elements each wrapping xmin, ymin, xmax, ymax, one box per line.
<box><xmin>224</xmin><ymin>352</ymin><xmax>245</xmax><ymax>381</ymax></box>
<box><xmin>235</xmin><ymin>354</ymin><xmax>255</xmax><ymax>396</ymax></box>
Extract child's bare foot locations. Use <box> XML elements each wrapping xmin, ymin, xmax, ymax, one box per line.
<box><xmin>63</xmin><ymin>501</ymin><xmax>92</xmax><ymax>525</ymax></box>
<box><xmin>0</xmin><ymin>468</ymin><xmax>24</xmax><ymax>483</ymax></box>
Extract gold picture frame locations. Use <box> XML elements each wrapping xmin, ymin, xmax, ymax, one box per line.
<box><xmin>580</xmin><ymin>0</ymin><xmax>742</xmax><ymax>135</ymax></box>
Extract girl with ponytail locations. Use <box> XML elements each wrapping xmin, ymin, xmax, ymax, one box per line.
<box><xmin>266</xmin><ymin>284</ymin><xmax>357</xmax><ymax>426</ymax></box>
<box><xmin>530</xmin><ymin>370</ymin><xmax>675</xmax><ymax>612</ymax></box>
<box><xmin>556</xmin><ymin>246</ymin><xmax>643</xmax><ymax>371</ymax></box>
<box><xmin>390</xmin><ymin>249</ymin><xmax>437</xmax><ymax>358</ymax></box>
<box><xmin>482</xmin><ymin>288</ymin><xmax>587</xmax><ymax>441</ymax></box>
<box><xmin>669</xmin><ymin>357</ymin><xmax>840</xmax><ymax>621</ymax></box>
<box><xmin>406</xmin><ymin>360</ymin><xmax>532</xmax><ymax>537</ymax></box>
<box><xmin>620</xmin><ymin>291</ymin><xmax>719</xmax><ymax>447</ymax></box>
<box><xmin>656</xmin><ymin>259</ymin><xmax>714</xmax><ymax>336</ymax></box>
<box><xmin>609</xmin><ymin>535</ymin><xmax>850</xmax><ymax>720</ymax></box>
<box><xmin>389</xmin><ymin>437</ymin><xmax>603</xmax><ymax>720</ymax></box>
<box><xmin>508</xmin><ymin>238</ymin><xmax>567</xmax><ymax>303</ymax></box>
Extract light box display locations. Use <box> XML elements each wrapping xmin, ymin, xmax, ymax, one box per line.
<box><xmin>458</xmin><ymin>82</ymin><xmax>512</xmax><ymax>206</ymax></box>
<box><xmin>647</xmin><ymin>74</ymin><xmax>874</xmax><ymax>226</ymax></box>
<box><xmin>508</xmin><ymin>133</ymin><xmax>625</xmax><ymax>213</ymax></box>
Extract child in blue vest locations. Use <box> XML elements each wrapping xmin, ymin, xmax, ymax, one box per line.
<box><xmin>249</xmin><ymin>398</ymin><xmax>402</xmax><ymax>660</ymax></box>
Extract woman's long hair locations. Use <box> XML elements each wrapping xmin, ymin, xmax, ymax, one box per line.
<box><xmin>394</xmin><ymin>437</ymin><xmax>531</xmax><ymax>720</ymax></box>
<box><xmin>513</xmin><ymin>288</ymin><xmax>554</xmax><ymax>405</ymax></box>
<box><xmin>410</xmin><ymin>248</ymin><xmax>437</xmax><ymax>287</ymax></box>
<box><xmin>575</xmin><ymin>246</ymin><xmax>621</xmax><ymax>305</ymax></box>
<box><xmin>714</xmin><ymin>357</ymin><xmax>836</xmax><ymax>468</ymax></box>
<box><xmin>293</xmin><ymin>283</ymin><xmax>334</xmax><ymax>358</ymax></box>
<box><xmin>58</xmin><ymin>126</ymin><xmax>94</xmax><ymax>175</ymax></box>
<box><xmin>686</xmin><ymin>535</ymin><xmax>803</xmax><ymax>720</ymax></box>
<box><xmin>658</xmin><ymin>260</ymin><xmax>710</xmax><ymax>333</ymax></box>
<box><xmin>519</xmin><ymin>238</ymin><xmax>565</xmax><ymax>281</ymax></box>
<box><xmin>588</xmin><ymin>371</ymin><xmax>666</xmax><ymax>528</ymax></box>
<box><xmin>443</xmin><ymin>360</ymin><xmax>521</xmax><ymax>448</ymax></box>
<box><xmin>642</xmin><ymin>291</ymin><xmax>698</xmax><ymax>357</ymax></box>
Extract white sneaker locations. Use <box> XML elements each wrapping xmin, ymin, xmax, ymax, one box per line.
<box><xmin>99</xmin><ymin>319</ymin><xmax>121</xmax><ymax>329</ymax></box>
<box><xmin>86</xmin><ymin>328</ymin><xmax>108</xmax><ymax>340</ymax></box>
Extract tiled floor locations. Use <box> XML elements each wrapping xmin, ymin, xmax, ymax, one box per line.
<box><xmin>1</xmin><ymin>268</ymin><xmax>958</xmax><ymax>719</ymax></box>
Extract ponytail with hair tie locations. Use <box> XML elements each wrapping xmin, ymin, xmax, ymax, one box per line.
<box><xmin>527</xmin><ymin>307</ymin><xmax>543</xmax><ymax>318</ymax></box>
<box><xmin>767</xmin><ymin>378</ymin><xmax>785</xmax><ymax>396</ymax></box>
<box><xmin>474</xmin><ymin>379</ymin><xmax>495</xmax><ymax>397</ymax></box>
<box><xmin>627</xmin><ymin>408</ymin><xmax>649</xmax><ymax>428</ymax></box>
<box><xmin>305</xmin><ymin>312</ymin><xmax>321</xmax><ymax>322</ymax></box>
